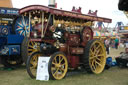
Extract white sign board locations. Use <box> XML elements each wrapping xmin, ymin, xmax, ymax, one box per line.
<box><xmin>36</xmin><ymin>57</ymin><xmax>50</xmax><ymax>81</ymax></box>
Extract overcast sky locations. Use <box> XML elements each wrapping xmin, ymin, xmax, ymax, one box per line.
<box><xmin>12</xmin><ymin>0</ymin><xmax>128</xmax><ymax>28</ymax></box>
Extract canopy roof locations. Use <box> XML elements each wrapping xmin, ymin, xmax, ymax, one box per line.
<box><xmin>19</xmin><ymin>5</ymin><xmax>112</xmax><ymax>23</ymax></box>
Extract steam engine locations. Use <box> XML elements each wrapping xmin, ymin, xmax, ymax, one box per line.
<box><xmin>39</xmin><ymin>26</ymin><xmax>92</xmax><ymax>68</ymax></box>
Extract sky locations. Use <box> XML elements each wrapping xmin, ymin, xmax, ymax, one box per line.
<box><xmin>12</xmin><ymin>0</ymin><xmax>128</xmax><ymax>28</ymax></box>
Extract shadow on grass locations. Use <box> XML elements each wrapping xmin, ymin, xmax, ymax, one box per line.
<box><xmin>0</xmin><ymin>64</ymin><xmax>26</xmax><ymax>71</ymax></box>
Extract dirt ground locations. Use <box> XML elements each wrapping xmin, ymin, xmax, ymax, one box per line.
<box><xmin>0</xmin><ymin>47</ymin><xmax>128</xmax><ymax>85</ymax></box>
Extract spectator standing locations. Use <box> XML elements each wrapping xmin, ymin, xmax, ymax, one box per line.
<box><xmin>115</xmin><ymin>37</ymin><xmax>119</xmax><ymax>49</ymax></box>
<box><xmin>105</xmin><ymin>37</ymin><xmax>110</xmax><ymax>55</ymax></box>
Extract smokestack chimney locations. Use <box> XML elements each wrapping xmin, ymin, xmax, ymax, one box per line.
<box><xmin>48</xmin><ymin>0</ymin><xmax>55</xmax><ymax>7</ymax></box>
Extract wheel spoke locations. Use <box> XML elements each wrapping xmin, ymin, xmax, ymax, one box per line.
<box><xmin>29</xmin><ymin>45</ymin><xmax>34</xmax><ymax>48</ymax></box>
<box><xmin>53</xmin><ymin>68</ymin><xmax>59</xmax><ymax>76</ymax></box>
<box><xmin>54</xmin><ymin>57</ymin><xmax>57</xmax><ymax>63</ymax></box>
<box><xmin>52</xmin><ymin>62</ymin><xmax>56</xmax><ymax>65</ymax></box>
<box><xmin>28</xmin><ymin>49</ymin><xmax>33</xmax><ymax>51</ymax></box>
<box><xmin>30</xmin><ymin>41</ymin><xmax>34</xmax><ymax>46</ymax></box>
<box><xmin>90</xmin><ymin>49</ymin><xmax>94</xmax><ymax>56</ymax></box>
<box><xmin>93</xmin><ymin>44</ymin><xmax>97</xmax><ymax>54</ymax></box>
<box><xmin>60</xmin><ymin>67</ymin><xmax>65</xmax><ymax>71</ymax></box>
<box><xmin>30</xmin><ymin>60</ymin><xmax>33</xmax><ymax>64</ymax></box>
<box><xmin>96</xmin><ymin>44</ymin><xmax>100</xmax><ymax>50</ymax></box>
<box><xmin>30</xmin><ymin>67</ymin><xmax>36</xmax><ymax>76</ymax></box>
<box><xmin>95</xmin><ymin>49</ymin><xmax>100</xmax><ymax>56</ymax></box>
<box><xmin>32</xmin><ymin>56</ymin><xmax>36</xmax><ymax>61</ymax></box>
<box><xmin>97</xmin><ymin>53</ymin><xmax>104</xmax><ymax>57</ymax></box>
<box><xmin>92</xmin><ymin>64</ymin><xmax>96</xmax><ymax>70</ymax></box>
<box><xmin>51</xmin><ymin>67</ymin><xmax>56</xmax><ymax>71</ymax></box>
<box><xmin>95</xmin><ymin>60</ymin><xmax>102</xmax><ymax>67</ymax></box>
<box><xmin>59</xmin><ymin>55</ymin><xmax>61</xmax><ymax>63</ymax></box>
<box><xmin>59</xmin><ymin>68</ymin><xmax>63</xmax><ymax>74</ymax></box>
<box><xmin>96</xmin><ymin>57</ymin><xmax>101</xmax><ymax>61</ymax></box>
<box><xmin>89</xmin><ymin>56</ymin><xmax>95</xmax><ymax>60</ymax></box>
<box><xmin>30</xmin><ymin>62</ymin><xmax>36</xmax><ymax>68</ymax></box>
<box><xmin>59</xmin><ymin>58</ymin><xmax>64</xmax><ymax>64</ymax></box>
<box><xmin>91</xmin><ymin>60</ymin><xmax>95</xmax><ymax>68</ymax></box>
<box><xmin>35</xmin><ymin>58</ymin><xmax>38</xmax><ymax>62</ymax></box>
<box><xmin>93</xmin><ymin>44</ymin><xmax>96</xmax><ymax>50</ymax></box>
<box><xmin>30</xmin><ymin>66</ymin><xmax>35</xmax><ymax>69</ymax></box>
<box><xmin>61</xmin><ymin>63</ymin><xmax>66</xmax><ymax>66</ymax></box>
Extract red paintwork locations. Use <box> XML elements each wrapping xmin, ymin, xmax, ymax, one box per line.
<box><xmin>70</xmin><ymin>47</ymin><xmax>84</xmax><ymax>54</ymax></box>
<box><xmin>88</xmin><ymin>10</ymin><xmax>98</xmax><ymax>16</ymax></box>
<box><xmin>30</xmin><ymin>38</ymin><xmax>42</xmax><ymax>42</ymax></box>
<box><xmin>68</xmin><ymin>56</ymin><xmax>79</xmax><ymax>68</ymax></box>
<box><xmin>67</xmin><ymin>34</ymin><xmax>80</xmax><ymax>46</ymax></box>
<box><xmin>30</xmin><ymin>38</ymin><xmax>56</xmax><ymax>44</ymax></box>
<box><xmin>82</xmin><ymin>27</ymin><xmax>93</xmax><ymax>46</ymax></box>
<box><xmin>19</xmin><ymin>5</ymin><xmax>112</xmax><ymax>23</ymax></box>
<box><xmin>72</xmin><ymin>6</ymin><xmax>82</xmax><ymax>14</ymax></box>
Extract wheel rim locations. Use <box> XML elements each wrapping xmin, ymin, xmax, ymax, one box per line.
<box><xmin>28</xmin><ymin>41</ymin><xmax>39</xmax><ymax>56</ymax></box>
<box><xmin>51</xmin><ymin>54</ymin><xmax>68</xmax><ymax>80</ymax></box>
<box><xmin>89</xmin><ymin>40</ymin><xmax>106</xmax><ymax>74</ymax></box>
<box><xmin>29</xmin><ymin>53</ymin><xmax>42</xmax><ymax>77</ymax></box>
<box><xmin>82</xmin><ymin>27</ymin><xmax>93</xmax><ymax>43</ymax></box>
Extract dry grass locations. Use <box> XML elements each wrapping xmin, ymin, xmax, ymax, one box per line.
<box><xmin>108</xmin><ymin>47</ymin><xmax>125</xmax><ymax>58</ymax></box>
<box><xmin>0</xmin><ymin>47</ymin><xmax>128</xmax><ymax>85</ymax></box>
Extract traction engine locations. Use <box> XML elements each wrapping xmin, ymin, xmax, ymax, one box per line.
<box><xmin>16</xmin><ymin>5</ymin><xmax>111</xmax><ymax>80</ymax></box>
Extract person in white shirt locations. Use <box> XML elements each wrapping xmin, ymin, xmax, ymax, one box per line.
<box><xmin>105</xmin><ymin>38</ymin><xmax>110</xmax><ymax>54</ymax></box>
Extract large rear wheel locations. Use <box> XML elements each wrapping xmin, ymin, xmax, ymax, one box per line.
<box><xmin>26</xmin><ymin>51</ymin><xmax>42</xmax><ymax>78</ymax></box>
<box><xmin>83</xmin><ymin>39</ymin><xmax>106</xmax><ymax>74</ymax></box>
<box><xmin>48</xmin><ymin>52</ymin><xmax>68</xmax><ymax>80</ymax></box>
<box><xmin>21</xmin><ymin>37</ymin><xmax>39</xmax><ymax>64</ymax></box>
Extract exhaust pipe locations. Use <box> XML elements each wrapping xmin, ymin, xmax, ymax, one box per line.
<box><xmin>48</xmin><ymin>0</ymin><xmax>55</xmax><ymax>7</ymax></box>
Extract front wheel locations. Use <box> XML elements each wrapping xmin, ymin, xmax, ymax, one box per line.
<box><xmin>48</xmin><ymin>52</ymin><xmax>68</xmax><ymax>80</ymax></box>
<box><xmin>26</xmin><ymin>52</ymin><xmax>42</xmax><ymax>78</ymax></box>
<box><xmin>83</xmin><ymin>39</ymin><xmax>106</xmax><ymax>74</ymax></box>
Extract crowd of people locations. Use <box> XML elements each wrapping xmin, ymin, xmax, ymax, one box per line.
<box><xmin>104</xmin><ymin>37</ymin><xmax>119</xmax><ymax>55</ymax></box>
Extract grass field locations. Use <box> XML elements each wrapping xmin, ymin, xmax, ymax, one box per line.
<box><xmin>0</xmin><ymin>47</ymin><xmax>128</xmax><ymax>85</ymax></box>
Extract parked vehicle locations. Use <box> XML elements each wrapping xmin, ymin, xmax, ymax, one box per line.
<box><xmin>17</xmin><ymin>5</ymin><xmax>112</xmax><ymax>80</ymax></box>
<box><xmin>0</xmin><ymin>7</ymin><xmax>26</xmax><ymax>67</ymax></box>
